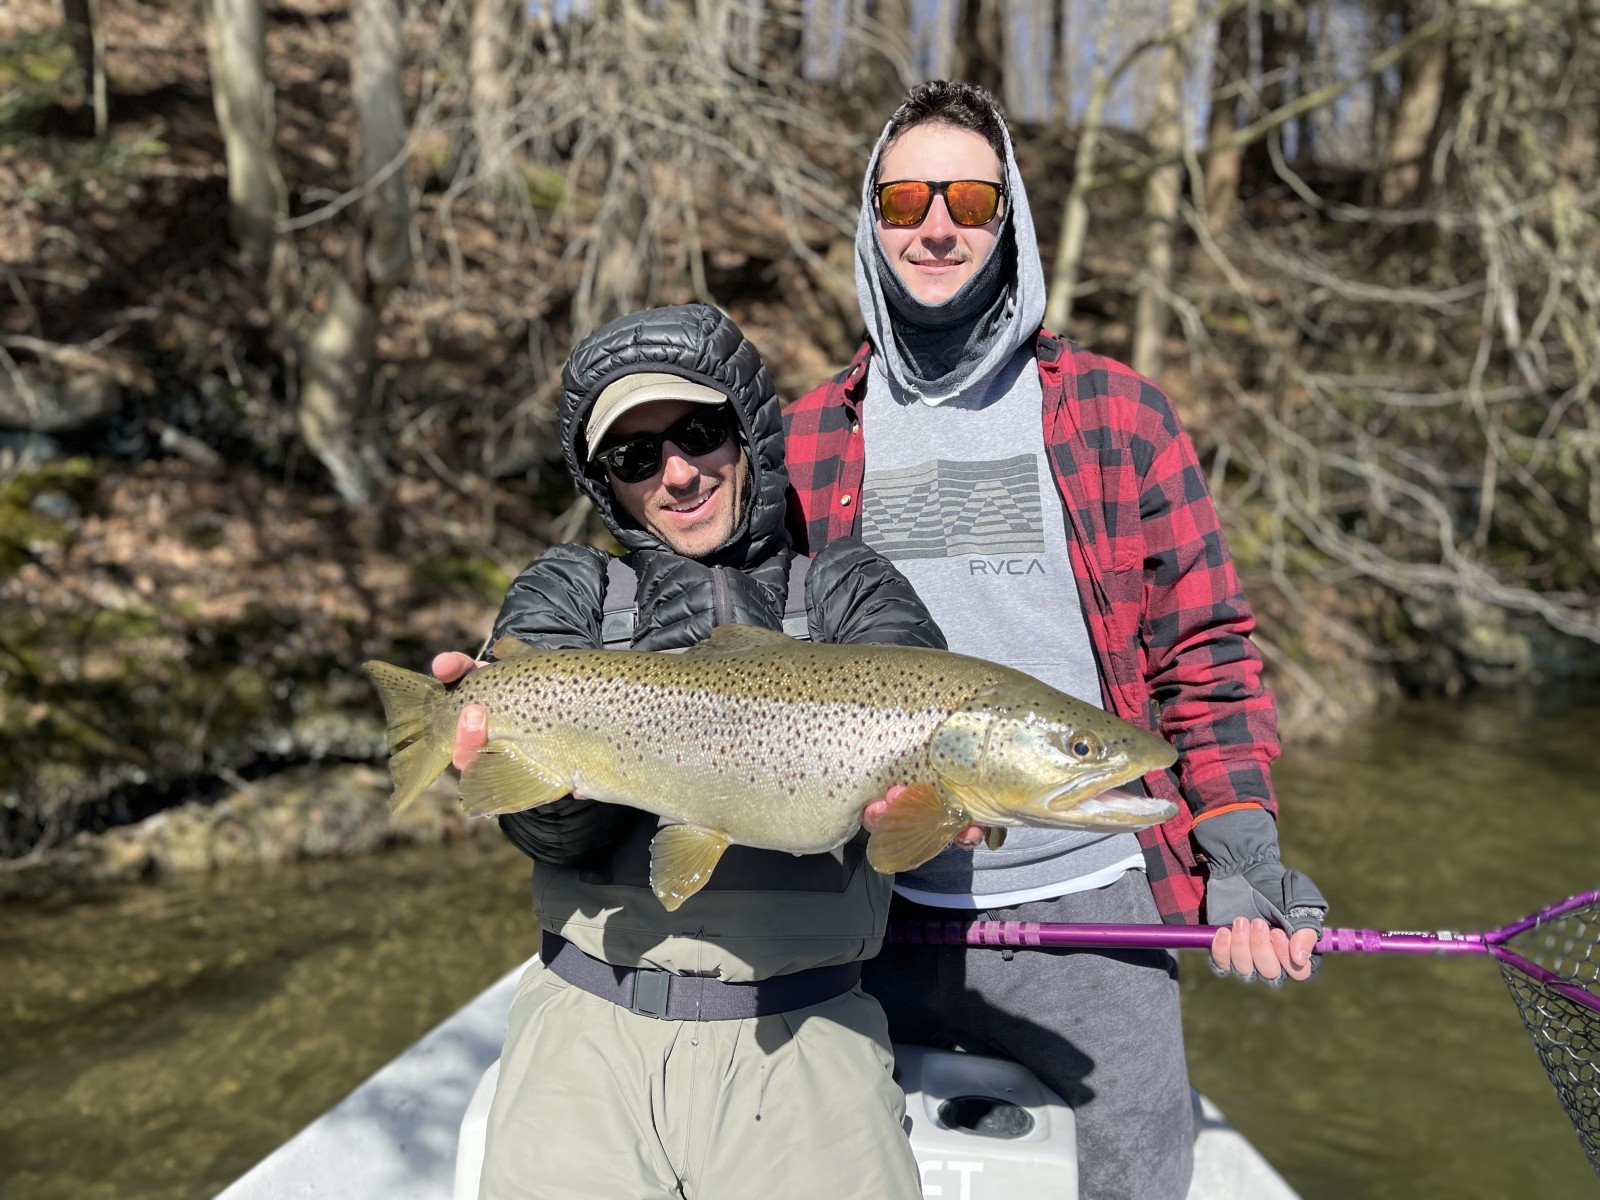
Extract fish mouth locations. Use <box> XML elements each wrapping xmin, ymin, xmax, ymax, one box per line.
<box><xmin>1045</xmin><ymin>785</ymin><xmax>1178</xmax><ymax>829</ymax></box>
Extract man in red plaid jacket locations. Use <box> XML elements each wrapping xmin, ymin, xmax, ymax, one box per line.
<box><xmin>785</xmin><ymin>81</ymin><xmax>1326</xmax><ymax>1200</ymax></box>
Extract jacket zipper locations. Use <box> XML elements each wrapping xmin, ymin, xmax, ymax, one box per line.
<box><xmin>712</xmin><ymin>566</ymin><xmax>732</xmax><ymax>627</ymax></box>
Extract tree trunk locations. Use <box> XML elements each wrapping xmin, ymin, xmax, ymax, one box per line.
<box><xmin>801</xmin><ymin>0</ymin><xmax>848</xmax><ymax>80</ymax></box>
<box><xmin>574</xmin><ymin>131</ymin><xmax>649</xmax><ymax>336</ymax></box>
<box><xmin>1240</xmin><ymin>0</ymin><xmax>1311</xmax><ymax>184</ymax></box>
<box><xmin>858</xmin><ymin>0</ymin><xmax>915</xmax><ymax>112</ymax></box>
<box><xmin>1131</xmin><ymin>0</ymin><xmax>1196</xmax><ymax>381</ymax></box>
<box><xmin>355</xmin><ymin>0</ymin><xmax>412</xmax><ymax>293</ymax></box>
<box><xmin>204</xmin><ymin>0</ymin><xmax>285</xmax><ymax>272</ymax></box>
<box><xmin>1050</xmin><ymin>0</ymin><xmax>1071</xmax><ymax>130</ymax></box>
<box><xmin>1561</xmin><ymin>0</ymin><xmax>1600</xmax><ymax>187</ymax></box>
<box><xmin>296</xmin><ymin>0</ymin><xmax>411</xmax><ymax>506</ymax></box>
<box><xmin>297</xmin><ymin>275</ymin><xmax>378</xmax><ymax>505</ymax></box>
<box><xmin>59</xmin><ymin>0</ymin><xmax>106</xmax><ymax>137</ymax></box>
<box><xmin>918</xmin><ymin>0</ymin><xmax>959</xmax><ymax>80</ymax></box>
<box><xmin>1203</xmin><ymin>6</ymin><xmax>1248</xmax><ymax>232</ymax></box>
<box><xmin>958</xmin><ymin>0</ymin><xmax>1003</xmax><ymax>97</ymax></box>
<box><xmin>1380</xmin><ymin>12</ymin><xmax>1451</xmax><ymax>208</ymax></box>
<box><xmin>1044</xmin><ymin>3</ymin><xmax>1117</xmax><ymax>333</ymax></box>
<box><xmin>468</xmin><ymin>0</ymin><xmax>519</xmax><ymax>184</ymax></box>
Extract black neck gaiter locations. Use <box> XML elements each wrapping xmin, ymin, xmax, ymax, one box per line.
<box><xmin>874</xmin><ymin>224</ymin><xmax>1017</xmax><ymax>398</ymax></box>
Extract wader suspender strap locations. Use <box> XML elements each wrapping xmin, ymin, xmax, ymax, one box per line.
<box><xmin>599</xmin><ymin>555</ymin><xmax>812</xmax><ymax>649</ymax></box>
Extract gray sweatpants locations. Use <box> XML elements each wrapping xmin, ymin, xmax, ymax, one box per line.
<box><xmin>479</xmin><ymin>959</ymin><xmax>923</xmax><ymax>1200</ymax></box>
<box><xmin>862</xmin><ymin>869</ymin><xmax>1194</xmax><ymax>1200</ymax></box>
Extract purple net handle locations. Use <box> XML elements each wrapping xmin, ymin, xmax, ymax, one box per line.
<box><xmin>888</xmin><ymin>919</ymin><xmax>1490</xmax><ymax>955</ymax></box>
<box><xmin>887</xmin><ymin>913</ymin><xmax>1600</xmax><ymax>1018</ymax></box>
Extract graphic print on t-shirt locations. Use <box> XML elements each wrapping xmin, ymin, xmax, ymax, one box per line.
<box><xmin>860</xmin><ymin>453</ymin><xmax>1046</xmax><ymax>561</ymax></box>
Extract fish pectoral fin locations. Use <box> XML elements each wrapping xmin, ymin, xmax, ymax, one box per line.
<box><xmin>984</xmin><ymin>826</ymin><xmax>1008</xmax><ymax>852</ymax></box>
<box><xmin>866</xmin><ymin>783</ymin><xmax>969</xmax><ymax>874</ymax></box>
<box><xmin>458</xmin><ymin>740</ymin><xmax>569</xmax><ymax>818</ymax></box>
<box><xmin>649</xmin><ymin>825</ymin><xmax>732</xmax><ymax>912</ymax></box>
<box><xmin>679</xmin><ymin>624</ymin><xmax>791</xmax><ymax>658</ymax></box>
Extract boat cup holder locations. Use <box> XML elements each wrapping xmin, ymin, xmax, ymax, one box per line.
<box><xmin>936</xmin><ymin>1095</ymin><xmax>1036</xmax><ymax>1139</ymax></box>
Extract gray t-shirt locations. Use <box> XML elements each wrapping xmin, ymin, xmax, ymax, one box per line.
<box><xmin>860</xmin><ymin>347</ymin><xmax>1142</xmax><ymax>906</ymax></box>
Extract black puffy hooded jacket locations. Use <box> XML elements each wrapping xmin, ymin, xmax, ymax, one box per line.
<box><xmin>491</xmin><ymin>303</ymin><xmax>945</xmax><ymax>868</ymax></box>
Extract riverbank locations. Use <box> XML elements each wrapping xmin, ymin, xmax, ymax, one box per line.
<box><xmin>7</xmin><ymin>0</ymin><xmax>1600</xmax><ymax>898</ymax></box>
<box><xmin>0</xmin><ymin>455</ymin><xmax>541</xmax><ymax>898</ymax></box>
<box><xmin>9</xmin><ymin>452</ymin><xmax>1600</xmax><ymax>901</ymax></box>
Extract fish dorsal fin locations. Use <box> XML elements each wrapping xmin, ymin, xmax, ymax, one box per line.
<box><xmin>490</xmin><ymin>636</ymin><xmax>537</xmax><ymax>661</ymax></box>
<box><xmin>679</xmin><ymin>624</ymin><xmax>791</xmax><ymax>659</ymax></box>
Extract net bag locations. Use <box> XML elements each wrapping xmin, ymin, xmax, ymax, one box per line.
<box><xmin>1497</xmin><ymin>894</ymin><xmax>1600</xmax><ymax>1174</ymax></box>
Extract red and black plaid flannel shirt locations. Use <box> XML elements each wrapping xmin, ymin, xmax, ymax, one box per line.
<box><xmin>783</xmin><ymin>333</ymin><xmax>1282</xmax><ymax>925</ymax></box>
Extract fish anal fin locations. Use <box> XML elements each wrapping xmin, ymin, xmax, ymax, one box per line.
<box><xmin>680</xmin><ymin>624</ymin><xmax>791</xmax><ymax>659</ymax></box>
<box><xmin>866</xmin><ymin>783</ymin><xmax>968</xmax><ymax>874</ymax></box>
<box><xmin>458</xmin><ymin>739</ymin><xmax>569</xmax><ymax>817</ymax></box>
<box><xmin>489</xmin><ymin>636</ymin><xmax>537</xmax><ymax>662</ymax></box>
<box><xmin>649</xmin><ymin>825</ymin><xmax>732</xmax><ymax>911</ymax></box>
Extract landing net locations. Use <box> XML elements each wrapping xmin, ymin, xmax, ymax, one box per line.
<box><xmin>1497</xmin><ymin>894</ymin><xmax>1600</xmax><ymax>1174</ymax></box>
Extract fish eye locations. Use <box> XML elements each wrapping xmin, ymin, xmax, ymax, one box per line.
<box><xmin>1061</xmin><ymin>732</ymin><xmax>1100</xmax><ymax>761</ymax></box>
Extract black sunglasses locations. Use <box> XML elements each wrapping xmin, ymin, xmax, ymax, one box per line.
<box><xmin>593</xmin><ymin>407</ymin><xmax>736</xmax><ymax>484</ymax></box>
<box><xmin>875</xmin><ymin>179</ymin><xmax>1005</xmax><ymax>228</ymax></box>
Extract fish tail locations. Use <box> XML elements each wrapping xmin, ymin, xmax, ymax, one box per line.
<box><xmin>362</xmin><ymin>660</ymin><xmax>453</xmax><ymax>814</ymax></box>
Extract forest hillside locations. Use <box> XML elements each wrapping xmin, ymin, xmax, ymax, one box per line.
<box><xmin>3</xmin><ymin>0</ymin><xmax>1598</xmax><ymax>888</ymax></box>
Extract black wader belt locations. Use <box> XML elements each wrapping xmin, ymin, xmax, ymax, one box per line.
<box><xmin>539</xmin><ymin>931</ymin><xmax>861</xmax><ymax>1020</ymax></box>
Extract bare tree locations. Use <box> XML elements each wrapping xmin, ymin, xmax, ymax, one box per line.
<box><xmin>468</xmin><ymin>0</ymin><xmax>522</xmax><ymax>185</ymax></box>
<box><xmin>204</xmin><ymin>0</ymin><xmax>286</xmax><ymax>273</ymax></box>
<box><xmin>1379</xmin><ymin>1</ymin><xmax>1454</xmax><ymax>208</ymax></box>
<box><xmin>1202</xmin><ymin>5</ymin><xmax>1249</xmax><ymax>231</ymax></box>
<box><xmin>957</xmin><ymin>0</ymin><xmax>1004</xmax><ymax>95</ymax></box>
<box><xmin>1565</xmin><ymin>0</ymin><xmax>1600</xmax><ymax>185</ymax></box>
<box><xmin>1046</xmin><ymin>0</ymin><xmax>1231</xmax><ymax>332</ymax></box>
<box><xmin>59</xmin><ymin>0</ymin><xmax>106</xmax><ymax>138</ymax></box>
<box><xmin>296</xmin><ymin>0</ymin><xmax>413</xmax><ymax>505</ymax></box>
<box><xmin>1243</xmin><ymin>0</ymin><xmax>1310</xmax><ymax>180</ymax></box>
<box><xmin>1042</xmin><ymin>0</ymin><xmax>1117</xmax><ymax>333</ymax></box>
<box><xmin>449</xmin><ymin>3</ymin><xmax>863</xmax><ymax>337</ymax></box>
<box><xmin>1131</xmin><ymin>0</ymin><xmax>1197</xmax><ymax>379</ymax></box>
<box><xmin>1164</xmin><ymin>0</ymin><xmax>1600</xmax><ymax>658</ymax></box>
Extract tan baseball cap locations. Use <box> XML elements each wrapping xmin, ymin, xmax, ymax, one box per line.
<box><xmin>585</xmin><ymin>371</ymin><xmax>731</xmax><ymax>458</ymax></box>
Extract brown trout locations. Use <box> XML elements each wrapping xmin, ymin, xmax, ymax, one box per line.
<box><xmin>363</xmin><ymin>625</ymin><xmax>1178</xmax><ymax>911</ymax></box>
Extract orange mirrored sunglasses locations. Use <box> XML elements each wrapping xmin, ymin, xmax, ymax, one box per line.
<box><xmin>875</xmin><ymin>179</ymin><xmax>1005</xmax><ymax>228</ymax></box>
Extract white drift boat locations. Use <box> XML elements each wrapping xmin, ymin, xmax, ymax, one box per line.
<box><xmin>217</xmin><ymin>959</ymin><xmax>1298</xmax><ymax>1200</ymax></box>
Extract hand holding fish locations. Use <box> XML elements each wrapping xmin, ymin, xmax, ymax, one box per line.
<box><xmin>863</xmin><ymin>784</ymin><xmax>987</xmax><ymax>851</ymax></box>
<box><xmin>430</xmin><ymin>652</ymin><xmax>487</xmax><ymax>772</ymax></box>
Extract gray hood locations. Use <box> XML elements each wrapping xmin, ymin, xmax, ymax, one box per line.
<box><xmin>854</xmin><ymin>107</ymin><xmax>1047</xmax><ymax>405</ymax></box>
<box><xmin>559</xmin><ymin>303</ymin><xmax>788</xmax><ymax>571</ymax></box>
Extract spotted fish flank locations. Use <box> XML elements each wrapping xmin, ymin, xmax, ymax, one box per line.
<box><xmin>363</xmin><ymin>625</ymin><xmax>1178</xmax><ymax>911</ymax></box>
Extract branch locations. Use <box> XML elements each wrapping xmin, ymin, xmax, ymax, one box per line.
<box><xmin>1086</xmin><ymin>12</ymin><xmax>1463</xmax><ymax>194</ymax></box>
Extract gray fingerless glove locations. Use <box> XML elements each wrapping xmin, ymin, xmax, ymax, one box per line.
<box><xmin>1194</xmin><ymin>806</ymin><xmax>1327</xmax><ymax>938</ymax></box>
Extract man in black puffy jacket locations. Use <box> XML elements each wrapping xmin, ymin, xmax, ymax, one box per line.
<box><xmin>433</xmin><ymin>304</ymin><xmax>942</xmax><ymax>1200</ymax></box>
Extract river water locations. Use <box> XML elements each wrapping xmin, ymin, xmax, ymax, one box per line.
<box><xmin>2</xmin><ymin>689</ymin><xmax>1597</xmax><ymax>1199</ymax></box>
